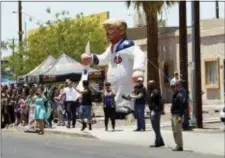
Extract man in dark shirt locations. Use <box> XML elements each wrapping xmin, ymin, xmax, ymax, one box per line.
<box><xmin>147</xmin><ymin>80</ymin><xmax>165</xmax><ymax>147</ymax></box>
<box><xmin>171</xmin><ymin>81</ymin><xmax>185</xmax><ymax>151</ymax></box>
<box><xmin>76</xmin><ymin>80</ymin><xmax>92</xmax><ymax>131</ymax></box>
<box><xmin>130</xmin><ymin>80</ymin><xmax>146</xmax><ymax>131</ymax></box>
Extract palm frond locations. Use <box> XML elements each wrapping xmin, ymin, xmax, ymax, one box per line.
<box><xmin>126</xmin><ymin>0</ymin><xmax>141</xmax><ymax>10</ymax></box>
<box><xmin>126</xmin><ymin>0</ymin><xmax>131</xmax><ymax>8</ymax></box>
<box><xmin>126</xmin><ymin>1</ymin><xmax>177</xmax><ymax>16</ymax></box>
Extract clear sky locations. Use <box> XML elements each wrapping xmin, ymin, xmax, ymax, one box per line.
<box><xmin>1</xmin><ymin>1</ymin><xmax>225</xmax><ymax>57</ymax></box>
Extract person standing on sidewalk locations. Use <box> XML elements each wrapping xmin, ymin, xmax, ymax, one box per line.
<box><xmin>33</xmin><ymin>88</ymin><xmax>46</xmax><ymax>135</ymax></box>
<box><xmin>6</xmin><ymin>88</ymin><xmax>16</xmax><ymax>126</ymax></box>
<box><xmin>147</xmin><ymin>80</ymin><xmax>165</xmax><ymax>147</ymax></box>
<box><xmin>76</xmin><ymin>80</ymin><xmax>93</xmax><ymax>131</ymax></box>
<box><xmin>1</xmin><ymin>85</ymin><xmax>9</xmax><ymax>126</ymax></box>
<box><xmin>127</xmin><ymin>78</ymin><xmax>146</xmax><ymax>131</ymax></box>
<box><xmin>170</xmin><ymin>71</ymin><xmax>179</xmax><ymax>86</ymax></box>
<box><xmin>102</xmin><ymin>82</ymin><xmax>116</xmax><ymax>131</ymax></box>
<box><xmin>49</xmin><ymin>85</ymin><xmax>58</xmax><ymax>122</ymax></box>
<box><xmin>61</xmin><ymin>79</ymin><xmax>79</xmax><ymax>128</ymax></box>
<box><xmin>54</xmin><ymin>85</ymin><xmax>66</xmax><ymax>126</ymax></box>
<box><xmin>171</xmin><ymin>81</ymin><xmax>185</xmax><ymax>151</ymax></box>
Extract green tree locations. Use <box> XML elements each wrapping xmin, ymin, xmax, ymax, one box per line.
<box><xmin>1</xmin><ymin>41</ymin><xmax>9</xmax><ymax>50</ymax></box>
<box><xmin>23</xmin><ymin>9</ymin><xmax>107</xmax><ymax>75</ymax></box>
<box><xmin>126</xmin><ymin>1</ymin><xmax>175</xmax><ymax>86</ymax></box>
<box><xmin>2</xmin><ymin>41</ymin><xmax>26</xmax><ymax>77</ymax></box>
<box><xmin>4</xmin><ymin>9</ymin><xmax>107</xmax><ymax>76</ymax></box>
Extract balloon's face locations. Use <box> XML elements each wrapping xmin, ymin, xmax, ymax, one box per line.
<box><xmin>105</xmin><ymin>25</ymin><xmax>121</xmax><ymax>43</ymax></box>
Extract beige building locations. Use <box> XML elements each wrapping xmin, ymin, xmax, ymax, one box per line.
<box><xmin>128</xmin><ymin>19</ymin><xmax>225</xmax><ymax>105</ymax></box>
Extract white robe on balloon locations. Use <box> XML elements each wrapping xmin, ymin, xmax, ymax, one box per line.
<box><xmin>92</xmin><ymin>38</ymin><xmax>146</xmax><ymax>114</ymax></box>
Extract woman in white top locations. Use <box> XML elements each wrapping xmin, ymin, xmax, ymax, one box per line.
<box><xmin>59</xmin><ymin>79</ymin><xmax>78</xmax><ymax>128</ymax></box>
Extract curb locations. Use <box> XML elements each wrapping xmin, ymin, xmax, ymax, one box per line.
<box><xmin>203</xmin><ymin>120</ymin><xmax>221</xmax><ymax>123</ymax></box>
<box><xmin>8</xmin><ymin>126</ymin><xmax>98</xmax><ymax>139</ymax></box>
<box><xmin>3</xmin><ymin>118</ymin><xmax>220</xmax><ymax>139</ymax></box>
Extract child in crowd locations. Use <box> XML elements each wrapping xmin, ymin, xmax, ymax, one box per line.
<box><xmin>19</xmin><ymin>95</ymin><xmax>28</xmax><ymax>126</ymax></box>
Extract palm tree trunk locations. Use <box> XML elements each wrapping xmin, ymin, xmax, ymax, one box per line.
<box><xmin>193</xmin><ymin>1</ymin><xmax>203</xmax><ymax>128</ymax></box>
<box><xmin>146</xmin><ymin>13</ymin><xmax>160</xmax><ymax>87</ymax></box>
<box><xmin>179</xmin><ymin>1</ymin><xmax>188</xmax><ymax>86</ymax></box>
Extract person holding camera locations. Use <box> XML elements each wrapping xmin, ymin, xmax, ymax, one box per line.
<box><xmin>147</xmin><ymin>80</ymin><xmax>165</xmax><ymax>147</ymax></box>
<box><xmin>102</xmin><ymin>82</ymin><xmax>116</xmax><ymax>131</ymax></box>
<box><xmin>123</xmin><ymin>77</ymin><xmax>146</xmax><ymax>131</ymax></box>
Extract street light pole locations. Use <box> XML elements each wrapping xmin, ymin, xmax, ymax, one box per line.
<box><xmin>18</xmin><ymin>0</ymin><xmax>23</xmax><ymax>72</ymax></box>
<box><xmin>12</xmin><ymin>38</ymin><xmax>15</xmax><ymax>75</ymax></box>
<box><xmin>18</xmin><ymin>0</ymin><xmax>23</xmax><ymax>44</ymax></box>
<box><xmin>179</xmin><ymin>0</ymin><xmax>189</xmax><ymax>130</ymax></box>
<box><xmin>215</xmin><ymin>0</ymin><xmax>219</xmax><ymax>19</ymax></box>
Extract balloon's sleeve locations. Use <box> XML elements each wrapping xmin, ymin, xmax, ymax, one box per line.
<box><xmin>92</xmin><ymin>47</ymin><xmax>110</xmax><ymax>66</ymax></box>
<box><xmin>130</xmin><ymin>46</ymin><xmax>146</xmax><ymax>72</ymax></box>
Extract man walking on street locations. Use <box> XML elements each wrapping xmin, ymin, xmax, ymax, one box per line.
<box><xmin>171</xmin><ymin>81</ymin><xmax>185</xmax><ymax>151</ymax></box>
<box><xmin>147</xmin><ymin>80</ymin><xmax>165</xmax><ymax>147</ymax></box>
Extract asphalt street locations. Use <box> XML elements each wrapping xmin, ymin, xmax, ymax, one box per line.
<box><xmin>1</xmin><ymin>131</ymin><xmax>223</xmax><ymax>158</ymax></box>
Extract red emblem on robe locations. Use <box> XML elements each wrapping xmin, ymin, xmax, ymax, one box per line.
<box><xmin>114</xmin><ymin>56</ymin><xmax>122</xmax><ymax>64</ymax></box>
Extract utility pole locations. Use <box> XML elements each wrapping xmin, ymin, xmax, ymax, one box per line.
<box><xmin>18</xmin><ymin>0</ymin><xmax>23</xmax><ymax>72</ymax></box>
<box><xmin>192</xmin><ymin>1</ymin><xmax>203</xmax><ymax>128</ymax></box>
<box><xmin>215</xmin><ymin>0</ymin><xmax>219</xmax><ymax>19</ymax></box>
<box><xmin>12</xmin><ymin>38</ymin><xmax>15</xmax><ymax>54</ymax></box>
<box><xmin>179</xmin><ymin>1</ymin><xmax>189</xmax><ymax>130</ymax></box>
<box><xmin>12</xmin><ymin>38</ymin><xmax>15</xmax><ymax>73</ymax></box>
<box><xmin>18</xmin><ymin>1</ymin><xmax>22</xmax><ymax>44</ymax></box>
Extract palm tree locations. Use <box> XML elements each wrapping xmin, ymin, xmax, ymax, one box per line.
<box><xmin>126</xmin><ymin>1</ymin><xmax>175</xmax><ymax>87</ymax></box>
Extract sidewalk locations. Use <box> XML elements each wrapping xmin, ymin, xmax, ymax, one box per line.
<box><xmin>94</xmin><ymin>116</ymin><xmax>221</xmax><ymax>128</ymax></box>
<box><xmin>88</xmin><ymin>128</ymin><xmax>224</xmax><ymax>156</ymax></box>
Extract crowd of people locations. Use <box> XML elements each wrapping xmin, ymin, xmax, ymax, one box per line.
<box><xmin>1</xmin><ymin>70</ymin><xmax>189</xmax><ymax>151</ymax></box>
<box><xmin>1</xmin><ymin>79</ymin><xmax>94</xmax><ymax>133</ymax></box>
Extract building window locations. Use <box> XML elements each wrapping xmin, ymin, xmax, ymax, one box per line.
<box><xmin>205</xmin><ymin>58</ymin><xmax>220</xmax><ymax>89</ymax></box>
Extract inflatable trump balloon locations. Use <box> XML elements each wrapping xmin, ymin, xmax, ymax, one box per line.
<box><xmin>81</xmin><ymin>18</ymin><xmax>146</xmax><ymax>115</ymax></box>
